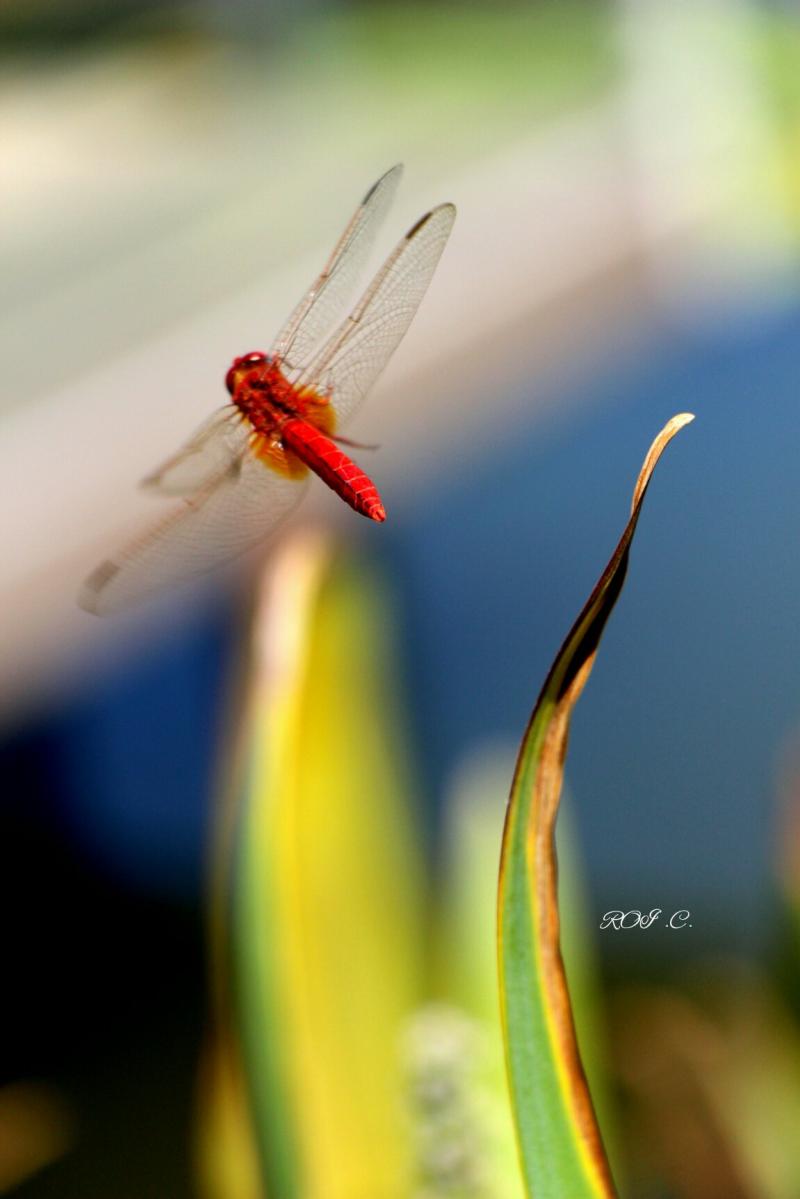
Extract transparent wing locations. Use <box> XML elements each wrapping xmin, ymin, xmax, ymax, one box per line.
<box><xmin>141</xmin><ymin>407</ymin><xmax>250</xmax><ymax>497</ymax></box>
<box><xmin>79</xmin><ymin>458</ymin><xmax>309</xmax><ymax>615</ymax></box>
<box><xmin>271</xmin><ymin>164</ymin><xmax>403</xmax><ymax>370</ymax></box>
<box><xmin>301</xmin><ymin>203</ymin><xmax>455</xmax><ymax>426</ymax></box>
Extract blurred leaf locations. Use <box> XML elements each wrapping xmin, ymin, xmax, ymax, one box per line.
<box><xmin>774</xmin><ymin>743</ymin><xmax>800</xmax><ymax>1013</ymax></box>
<box><xmin>195</xmin><ymin>1033</ymin><xmax>263</xmax><ymax>1199</ymax></box>
<box><xmin>700</xmin><ymin>982</ymin><xmax>800</xmax><ymax>1199</ymax></box>
<box><xmin>760</xmin><ymin>11</ymin><xmax>800</xmax><ymax>233</ymax></box>
<box><xmin>402</xmin><ymin>1003</ymin><xmax>520</xmax><ymax>1199</ymax></box>
<box><xmin>613</xmin><ymin>978</ymin><xmax>800</xmax><ymax>1199</ymax></box>
<box><xmin>612</xmin><ymin>986</ymin><xmax>755</xmax><ymax>1199</ymax></box>
<box><xmin>432</xmin><ymin>746</ymin><xmax>526</xmax><ymax>1199</ymax></box>
<box><xmin>437</xmin><ymin>746</ymin><xmax>516</xmax><ymax>1028</ymax></box>
<box><xmin>228</xmin><ymin>531</ymin><xmax>424</xmax><ymax>1199</ymax></box>
<box><xmin>0</xmin><ymin>1082</ymin><xmax>73</xmax><ymax>1194</ymax></box>
<box><xmin>498</xmin><ymin>414</ymin><xmax>694</xmax><ymax>1199</ymax></box>
<box><xmin>306</xmin><ymin>3</ymin><xmax>617</xmax><ymax>149</ymax></box>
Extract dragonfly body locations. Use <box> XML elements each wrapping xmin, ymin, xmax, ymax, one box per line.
<box><xmin>227</xmin><ymin>351</ymin><xmax>385</xmax><ymax>522</ymax></box>
<box><xmin>80</xmin><ymin>165</ymin><xmax>454</xmax><ymax>614</ymax></box>
<box><xmin>280</xmin><ymin>420</ymin><xmax>385</xmax><ymax>522</ymax></box>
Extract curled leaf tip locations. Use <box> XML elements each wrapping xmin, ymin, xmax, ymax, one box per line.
<box><xmin>631</xmin><ymin>412</ymin><xmax>694</xmax><ymax>513</ymax></box>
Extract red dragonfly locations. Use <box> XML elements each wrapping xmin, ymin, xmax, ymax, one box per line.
<box><xmin>80</xmin><ymin>165</ymin><xmax>455</xmax><ymax>614</ymax></box>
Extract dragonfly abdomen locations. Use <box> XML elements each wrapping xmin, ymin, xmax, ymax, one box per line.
<box><xmin>281</xmin><ymin>418</ymin><xmax>385</xmax><ymax>522</ymax></box>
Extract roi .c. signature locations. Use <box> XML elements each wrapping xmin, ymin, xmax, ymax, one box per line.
<box><xmin>600</xmin><ymin>909</ymin><xmax>691</xmax><ymax>930</ymax></box>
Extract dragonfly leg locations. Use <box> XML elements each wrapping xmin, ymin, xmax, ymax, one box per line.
<box><xmin>333</xmin><ymin>433</ymin><xmax>380</xmax><ymax>451</ymax></box>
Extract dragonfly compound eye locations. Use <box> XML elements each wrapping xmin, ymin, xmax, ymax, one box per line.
<box><xmin>225</xmin><ymin>352</ymin><xmax>267</xmax><ymax>394</ymax></box>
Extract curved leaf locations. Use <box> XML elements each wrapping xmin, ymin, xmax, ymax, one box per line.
<box><xmin>498</xmin><ymin>414</ymin><xmax>694</xmax><ymax>1199</ymax></box>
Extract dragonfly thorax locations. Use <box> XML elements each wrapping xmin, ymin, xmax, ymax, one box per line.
<box><xmin>228</xmin><ymin>353</ymin><xmax>322</xmax><ymax>443</ymax></box>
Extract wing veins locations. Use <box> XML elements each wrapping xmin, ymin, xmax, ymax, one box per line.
<box><xmin>297</xmin><ymin>203</ymin><xmax>456</xmax><ymax>418</ymax></box>
<box><xmin>272</xmin><ymin>164</ymin><xmax>403</xmax><ymax>367</ymax></box>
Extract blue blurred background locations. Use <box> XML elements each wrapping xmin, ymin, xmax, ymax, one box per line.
<box><xmin>3</xmin><ymin>1</ymin><xmax>800</xmax><ymax>1195</ymax></box>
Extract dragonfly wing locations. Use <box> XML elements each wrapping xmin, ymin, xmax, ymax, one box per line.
<box><xmin>79</xmin><ymin>457</ymin><xmax>309</xmax><ymax>615</ymax></box>
<box><xmin>302</xmin><ymin>203</ymin><xmax>455</xmax><ymax>427</ymax></box>
<box><xmin>141</xmin><ymin>407</ymin><xmax>250</xmax><ymax>497</ymax></box>
<box><xmin>272</xmin><ymin>164</ymin><xmax>403</xmax><ymax>370</ymax></box>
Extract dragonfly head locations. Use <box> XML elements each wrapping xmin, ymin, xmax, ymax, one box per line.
<box><xmin>225</xmin><ymin>351</ymin><xmax>269</xmax><ymax>395</ymax></box>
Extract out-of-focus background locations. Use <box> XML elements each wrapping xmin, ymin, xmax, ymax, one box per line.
<box><xmin>3</xmin><ymin>1</ymin><xmax>800</xmax><ymax>1196</ymax></box>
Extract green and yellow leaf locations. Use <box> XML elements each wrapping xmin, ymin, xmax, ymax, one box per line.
<box><xmin>498</xmin><ymin>414</ymin><xmax>694</xmax><ymax>1199</ymax></box>
<box><xmin>221</xmin><ymin>532</ymin><xmax>424</xmax><ymax>1199</ymax></box>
